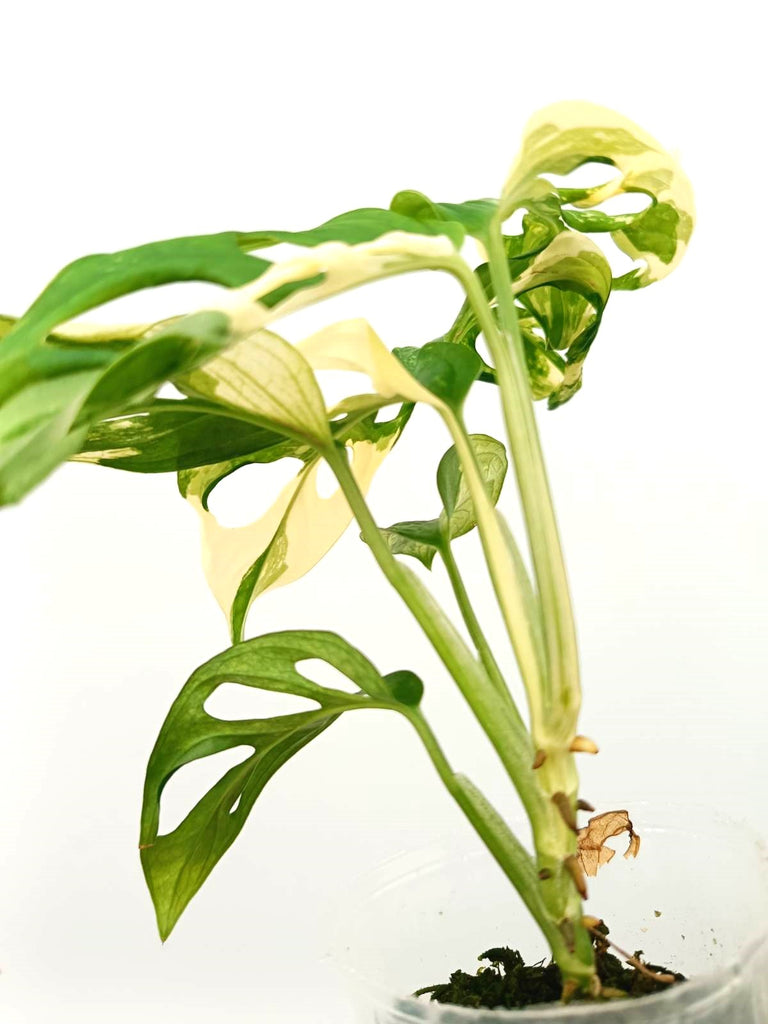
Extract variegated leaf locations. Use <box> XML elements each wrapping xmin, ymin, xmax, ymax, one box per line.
<box><xmin>502</xmin><ymin>101</ymin><xmax>694</xmax><ymax>289</ymax></box>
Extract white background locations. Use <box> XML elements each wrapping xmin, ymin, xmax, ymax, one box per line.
<box><xmin>1</xmin><ymin>2</ymin><xmax>766</xmax><ymax>1021</ymax></box>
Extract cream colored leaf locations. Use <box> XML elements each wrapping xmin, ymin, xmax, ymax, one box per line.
<box><xmin>183</xmin><ymin>318</ymin><xmax>420</xmax><ymax>640</ymax></box>
<box><xmin>298</xmin><ymin>317</ymin><xmax>436</xmax><ymax>406</ymax></box>
<box><xmin>215</xmin><ymin>232</ymin><xmax>461</xmax><ymax>336</ymax></box>
<box><xmin>502</xmin><ymin>101</ymin><xmax>694</xmax><ymax>287</ymax></box>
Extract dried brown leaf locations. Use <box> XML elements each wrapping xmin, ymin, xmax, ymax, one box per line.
<box><xmin>577</xmin><ymin>810</ymin><xmax>641</xmax><ymax>878</ymax></box>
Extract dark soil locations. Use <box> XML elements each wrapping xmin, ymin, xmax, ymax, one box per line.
<box><xmin>414</xmin><ymin>923</ymin><xmax>686</xmax><ymax>1010</ymax></box>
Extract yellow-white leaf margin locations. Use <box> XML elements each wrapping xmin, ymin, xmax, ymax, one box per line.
<box><xmin>501</xmin><ymin>100</ymin><xmax>695</xmax><ymax>287</ymax></box>
<box><xmin>182</xmin><ymin>319</ymin><xmax>437</xmax><ymax>641</ymax></box>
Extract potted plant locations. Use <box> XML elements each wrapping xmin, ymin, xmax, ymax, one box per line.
<box><xmin>2</xmin><ymin>101</ymin><xmax>766</xmax><ymax>1019</ymax></box>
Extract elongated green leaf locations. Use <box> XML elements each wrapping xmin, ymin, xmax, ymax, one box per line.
<box><xmin>240</xmin><ymin>206</ymin><xmax>465</xmax><ymax>250</ymax></box>
<box><xmin>389</xmin><ymin>191</ymin><xmax>498</xmax><ymax>240</ymax></box>
<box><xmin>376</xmin><ymin>435</ymin><xmax>507</xmax><ymax>568</ymax></box>
<box><xmin>73</xmin><ymin>399</ymin><xmax>287</xmax><ymax>473</ymax></box>
<box><xmin>0</xmin><ymin>231</ymin><xmax>274</xmax><ymax>506</ymax></box>
<box><xmin>502</xmin><ymin>101</ymin><xmax>694</xmax><ymax>288</ymax></box>
<box><xmin>140</xmin><ymin>630</ymin><xmax>419</xmax><ymax>940</ymax></box>
<box><xmin>0</xmin><ymin>312</ymin><xmax>232</xmax><ymax>505</ymax></box>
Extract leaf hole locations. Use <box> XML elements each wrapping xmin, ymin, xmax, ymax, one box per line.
<box><xmin>564</xmin><ymin>192</ymin><xmax>652</xmax><ymax>217</ymax></box>
<box><xmin>158</xmin><ymin>744</ymin><xmax>253</xmax><ymax>837</ymax></box>
<box><xmin>155</xmin><ymin>381</ymin><xmax>188</xmax><ymax>400</ymax></box>
<box><xmin>582</xmin><ymin>233</ymin><xmax>642</xmax><ymax>277</ymax></box>
<box><xmin>474</xmin><ymin>333</ymin><xmax>495</xmax><ymax>370</ymax></box>
<box><xmin>374</xmin><ymin>404</ymin><xmax>401</xmax><ymax>424</ymax></box>
<box><xmin>207</xmin><ymin>458</ymin><xmax>305</xmax><ymax>528</ymax></box>
<box><xmin>315</xmin><ymin>459</ymin><xmax>341</xmax><ymax>500</ymax></box>
<box><xmin>312</xmin><ymin>369</ymin><xmax>374</xmax><ymax>410</ymax></box>
<box><xmin>502</xmin><ymin>209</ymin><xmax>526</xmax><ymax>235</ymax></box>
<box><xmin>204</xmin><ymin>682</ymin><xmax>320</xmax><ymax>720</ymax></box>
<box><xmin>543</xmin><ymin>161</ymin><xmax>620</xmax><ymax>190</ymax></box>
<box><xmin>295</xmin><ymin>658</ymin><xmax>359</xmax><ymax>694</ymax></box>
<box><xmin>70</xmin><ymin>280</ymin><xmax>230</xmax><ymax>327</ymax></box>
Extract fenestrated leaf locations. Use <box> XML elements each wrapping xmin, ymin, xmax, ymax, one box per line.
<box><xmin>178</xmin><ymin>320</ymin><xmax>425</xmax><ymax>642</ymax></box>
<box><xmin>140</xmin><ymin>630</ymin><xmax>419</xmax><ymax>940</ymax></box>
<box><xmin>0</xmin><ymin>312</ymin><xmax>233</xmax><ymax>505</ymax></box>
<box><xmin>375</xmin><ymin>435</ymin><xmax>507</xmax><ymax>569</ymax></box>
<box><xmin>502</xmin><ymin>101</ymin><xmax>694</xmax><ymax>289</ymax></box>
<box><xmin>73</xmin><ymin>399</ymin><xmax>287</xmax><ymax>473</ymax></box>
<box><xmin>2</xmin><ymin>225</ymin><xmax>467</xmax><ymax>506</ymax></box>
<box><xmin>182</xmin><ymin>404</ymin><xmax>409</xmax><ymax>643</ymax></box>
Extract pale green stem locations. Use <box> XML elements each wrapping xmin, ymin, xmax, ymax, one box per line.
<box><xmin>439</xmin><ymin>409</ymin><xmax>547</xmax><ymax>730</ymax></box>
<box><xmin>322</xmin><ymin>441</ymin><xmax>545</xmax><ymax>826</ymax></box>
<box><xmin>438</xmin><ymin>540</ymin><xmax>508</xmax><ymax>698</ymax></box>
<box><xmin>453</xmin><ymin>247</ymin><xmax>580</xmax><ymax>743</ymax></box>
<box><xmin>403</xmin><ymin>708</ymin><xmax>587</xmax><ymax>974</ymax></box>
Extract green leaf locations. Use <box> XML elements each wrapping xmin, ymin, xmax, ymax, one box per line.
<box><xmin>73</xmin><ymin>399</ymin><xmax>288</xmax><ymax>473</ymax></box>
<box><xmin>0</xmin><ymin>312</ymin><xmax>233</xmax><ymax>505</ymax></box>
<box><xmin>383</xmin><ymin>669</ymin><xmax>424</xmax><ymax>706</ymax></box>
<box><xmin>377</xmin><ymin>520</ymin><xmax>442</xmax><ymax>570</ymax></box>
<box><xmin>375</xmin><ymin>434</ymin><xmax>507</xmax><ymax>568</ymax></box>
<box><xmin>0</xmin><ymin>231</ymin><xmax>273</xmax><ymax>506</ymax></box>
<box><xmin>390</xmin><ymin>191</ymin><xmax>498</xmax><ymax>240</ymax></box>
<box><xmin>437</xmin><ymin>434</ymin><xmax>508</xmax><ymax>538</ymax></box>
<box><xmin>240</xmin><ymin>206</ymin><xmax>465</xmax><ymax>251</ymax></box>
<box><xmin>140</xmin><ymin>630</ymin><xmax>415</xmax><ymax>940</ymax></box>
<box><xmin>0</xmin><ymin>233</ymin><xmax>269</xmax><ymax>378</ymax></box>
<box><xmin>502</xmin><ymin>100</ymin><xmax>694</xmax><ymax>288</ymax></box>
<box><xmin>393</xmin><ymin>342</ymin><xmax>481</xmax><ymax>411</ymax></box>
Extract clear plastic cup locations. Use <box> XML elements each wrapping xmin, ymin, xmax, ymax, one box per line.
<box><xmin>332</xmin><ymin>805</ymin><xmax>768</xmax><ymax>1022</ymax></box>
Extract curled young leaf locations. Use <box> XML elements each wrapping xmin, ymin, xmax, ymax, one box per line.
<box><xmin>577</xmin><ymin>810</ymin><xmax>641</xmax><ymax>878</ymax></box>
<box><xmin>140</xmin><ymin>630</ymin><xmax>419</xmax><ymax>940</ymax></box>
<box><xmin>374</xmin><ymin>434</ymin><xmax>508</xmax><ymax>568</ymax></box>
<box><xmin>502</xmin><ymin>101</ymin><xmax>694</xmax><ymax>289</ymax></box>
<box><xmin>512</xmin><ymin>231</ymin><xmax>613</xmax><ymax>408</ymax></box>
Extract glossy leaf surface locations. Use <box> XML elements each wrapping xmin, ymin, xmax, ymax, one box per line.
<box><xmin>140</xmin><ymin>630</ymin><xmax>418</xmax><ymax>939</ymax></box>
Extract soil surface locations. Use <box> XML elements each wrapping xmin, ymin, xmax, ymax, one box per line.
<box><xmin>415</xmin><ymin>924</ymin><xmax>686</xmax><ymax>1010</ymax></box>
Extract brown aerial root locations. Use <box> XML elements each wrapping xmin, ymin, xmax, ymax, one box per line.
<box><xmin>570</xmin><ymin>735</ymin><xmax>599</xmax><ymax>754</ymax></box>
<box><xmin>564</xmin><ymin>854</ymin><xmax>589</xmax><ymax>898</ymax></box>
<box><xmin>532</xmin><ymin>748</ymin><xmax>547</xmax><ymax>769</ymax></box>
<box><xmin>551</xmin><ymin>791</ymin><xmax>579</xmax><ymax>832</ymax></box>
<box><xmin>577</xmin><ymin>798</ymin><xmax>595</xmax><ymax>812</ymax></box>
<box><xmin>582</xmin><ymin>918</ymin><xmax>677</xmax><ymax>986</ymax></box>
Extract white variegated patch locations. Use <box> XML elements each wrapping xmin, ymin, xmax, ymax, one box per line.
<box><xmin>502</xmin><ymin>101</ymin><xmax>695</xmax><ymax>287</ymax></box>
